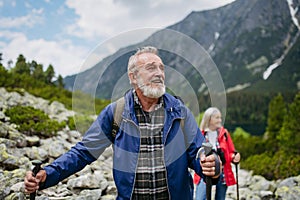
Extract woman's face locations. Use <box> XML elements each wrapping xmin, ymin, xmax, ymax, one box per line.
<box><xmin>209</xmin><ymin>111</ymin><xmax>222</xmax><ymax>131</ymax></box>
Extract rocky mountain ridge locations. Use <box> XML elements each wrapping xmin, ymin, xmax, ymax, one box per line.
<box><xmin>64</xmin><ymin>0</ymin><xmax>300</xmax><ymax>99</ymax></box>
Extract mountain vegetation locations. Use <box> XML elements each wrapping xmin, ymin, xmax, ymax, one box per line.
<box><xmin>1</xmin><ymin>54</ymin><xmax>299</xmax><ymax>180</ymax></box>
<box><xmin>232</xmin><ymin>93</ymin><xmax>300</xmax><ymax>180</ymax></box>
<box><xmin>0</xmin><ymin>55</ymin><xmax>110</xmax><ymax>137</ymax></box>
<box><xmin>5</xmin><ymin>105</ymin><xmax>65</xmax><ymax>137</ymax></box>
<box><xmin>63</xmin><ymin>0</ymin><xmax>300</xmax><ymax>135</ymax></box>
<box><xmin>0</xmin><ymin>54</ymin><xmax>110</xmax><ymax>115</ymax></box>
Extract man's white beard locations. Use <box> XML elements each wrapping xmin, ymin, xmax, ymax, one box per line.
<box><xmin>137</xmin><ymin>78</ymin><xmax>165</xmax><ymax>98</ymax></box>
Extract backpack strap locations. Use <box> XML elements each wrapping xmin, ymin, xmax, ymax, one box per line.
<box><xmin>111</xmin><ymin>95</ymin><xmax>185</xmax><ymax>139</ymax></box>
<box><xmin>174</xmin><ymin>95</ymin><xmax>185</xmax><ymax>129</ymax></box>
<box><xmin>217</xmin><ymin>128</ymin><xmax>227</xmax><ymax>141</ymax></box>
<box><xmin>111</xmin><ymin>97</ymin><xmax>125</xmax><ymax>138</ymax></box>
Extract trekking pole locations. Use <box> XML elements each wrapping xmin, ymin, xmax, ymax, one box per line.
<box><xmin>235</xmin><ymin>163</ymin><xmax>239</xmax><ymax>200</ymax></box>
<box><xmin>30</xmin><ymin>160</ymin><xmax>42</xmax><ymax>200</ymax></box>
<box><xmin>197</xmin><ymin>142</ymin><xmax>213</xmax><ymax>200</ymax></box>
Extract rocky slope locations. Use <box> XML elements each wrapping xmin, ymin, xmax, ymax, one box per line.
<box><xmin>0</xmin><ymin>88</ymin><xmax>299</xmax><ymax>199</ymax></box>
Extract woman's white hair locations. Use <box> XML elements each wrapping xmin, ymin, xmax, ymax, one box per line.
<box><xmin>200</xmin><ymin>107</ymin><xmax>221</xmax><ymax>131</ymax></box>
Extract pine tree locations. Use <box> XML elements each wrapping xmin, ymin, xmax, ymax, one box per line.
<box><xmin>57</xmin><ymin>75</ymin><xmax>64</xmax><ymax>88</ymax></box>
<box><xmin>32</xmin><ymin>64</ymin><xmax>45</xmax><ymax>81</ymax></box>
<box><xmin>265</xmin><ymin>94</ymin><xmax>286</xmax><ymax>153</ymax></box>
<box><xmin>278</xmin><ymin>93</ymin><xmax>300</xmax><ymax>154</ymax></box>
<box><xmin>266</xmin><ymin>94</ymin><xmax>286</xmax><ymax>134</ymax></box>
<box><xmin>13</xmin><ymin>54</ymin><xmax>30</xmax><ymax>75</ymax></box>
<box><xmin>0</xmin><ymin>53</ymin><xmax>3</xmax><ymax>65</ymax></box>
<box><xmin>45</xmin><ymin>64</ymin><xmax>55</xmax><ymax>84</ymax></box>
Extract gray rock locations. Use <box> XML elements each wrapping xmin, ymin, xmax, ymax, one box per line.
<box><xmin>99</xmin><ymin>194</ymin><xmax>116</xmax><ymax>200</ymax></box>
<box><xmin>277</xmin><ymin>175</ymin><xmax>299</xmax><ymax>188</ymax></box>
<box><xmin>47</xmin><ymin>101</ymin><xmax>75</xmax><ymax>122</ymax></box>
<box><xmin>43</xmin><ymin>140</ymin><xmax>67</xmax><ymax>158</ymax></box>
<box><xmin>7</xmin><ymin>129</ymin><xmax>27</xmax><ymax>148</ymax></box>
<box><xmin>249</xmin><ymin>175</ymin><xmax>275</xmax><ymax>191</ymax></box>
<box><xmin>25</xmin><ymin>146</ymin><xmax>48</xmax><ymax>161</ymax></box>
<box><xmin>67</xmin><ymin>172</ymin><xmax>107</xmax><ymax>190</ymax></box>
<box><xmin>275</xmin><ymin>186</ymin><xmax>300</xmax><ymax>200</ymax></box>
<box><xmin>10</xmin><ymin>182</ymin><xmax>24</xmax><ymax>193</ymax></box>
<box><xmin>25</xmin><ymin>135</ymin><xmax>40</xmax><ymax>147</ymax></box>
<box><xmin>76</xmin><ymin>189</ymin><xmax>102</xmax><ymax>200</ymax></box>
<box><xmin>3</xmin><ymin>192</ymin><xmax>25</xmax><ymax>200</ymax></box>
<box><xmin>259</xmin><ymin>190</ymin><xmax>274</xmax><ymax>199</ymax></box>
<box><xmin>0</xmin><ymin>138</ymin><xmax>17</xmax><ymax>148</ymax></box>
<box><xmin>0</xmin><ymin>111</ymin><xmax>7</xmax><ymax>121</ymax></box>
<box><xmin>1</xmin><ymin>87</ymin><xmax>299</xmax><ymax>199</ymax></box>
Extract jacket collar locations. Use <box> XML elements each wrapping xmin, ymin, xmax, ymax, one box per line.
<box><xmin>123</xmin><ymin>89</ymin><xmax>185</xmax><ymax>120</ymax></box>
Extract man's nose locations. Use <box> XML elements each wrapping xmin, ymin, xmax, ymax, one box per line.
<box><xmin>154</xmin><ymin>67</ymin><xmax>164</xmax><ymax>76</ymax></box>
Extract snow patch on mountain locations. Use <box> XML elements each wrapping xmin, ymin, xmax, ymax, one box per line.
<box><xmin>226</xmin><ymin>83</ymin><xmax>251</xmax><ymax>93</ymax></box>
<box><xmin>208</xmin><ymin>32</ymin><xmax>220</xmax><ymax>53</ymax></box>
<box><xmin>263</xmin><ymin>0</ymin><xmax>300</xmax><ymax>80</ymax></box>
<box><xmin>287</xmin><ymin>0</ymin><xmax>300</xmax><ymax>30</ymax></box>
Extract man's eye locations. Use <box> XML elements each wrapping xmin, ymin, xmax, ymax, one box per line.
<box><xmin>146</xmin><ymin>66</ymin><xmax>156</xmax><ymax>71</ymax></box>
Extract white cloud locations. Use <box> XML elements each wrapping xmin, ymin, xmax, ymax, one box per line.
<box><xmin>1</xmin><ymin>32</ymin><xmax>89</xmax><ymax>77</ymax></box>
<box><xmin>65</xmin><ymin>0</ymin><xmax>236</xmax><ymax>41</ymax></box>
<box><xmin>65</xmin><ymin>0</ymin><xmax>130</xmax><ymax>39</ymax></box>
<box><xmin>25</xmin><ymin>2</ymin><xmax>31</xmax><ymax>9</ymax></box>
<box><xmin>1</xmin><ymin>0</ymin><xmax>236</xmax><ymax>77</ymax></box>
<box><xmin>0</xmin><ymin>30</ymin><xmax>24</xmax><ymax>40</ymax></box>
<box><xmin>11</xmin><ymin>0</ymin><xmax>16</xmax><ymax>7</ymax></box>
<box><xmin>62</xmin><ymin>0</ymin><xmax>236</xmax><ymax>66</ymax></box>
<box><xmin>0</xmin><ymin>8</ymin><xmax>43</xmax><ymax>28</ymax></box>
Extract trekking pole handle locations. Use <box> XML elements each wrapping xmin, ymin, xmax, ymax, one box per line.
<box><xmin>30</xmin><ymin>160</ymin><xmax>42</xmax><ymax>200</ymax></box>
<box><xmin>197</xmin><ymin>142</ymin><xmax>213</xmax><ymax>200</ymax></box>
<box><xmin>197</xmin><ymin>142</ymin><xmax>213</xmax><ymax>158</ymax></box>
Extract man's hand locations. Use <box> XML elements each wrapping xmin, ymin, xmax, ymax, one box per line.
<box><xmin>200</xmin><ymin>154</ymin><xmax>222</xmax><ymax>178</ymax></box>
<box><xmin>24</xmin><ymin>170</ymin><xmax>47</xmax><ymax>194</ymax></box>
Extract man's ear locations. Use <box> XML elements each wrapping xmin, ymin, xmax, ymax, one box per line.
<box><xmin>129</xmin><ymin>72</ymin><xmax>137</xmax><ymax>84</ymax></box>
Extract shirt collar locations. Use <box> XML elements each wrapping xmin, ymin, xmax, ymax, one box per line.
<box><xmin>133</xmin><ymin>90</ymin><xmax>164</xmax><ymax>111</ymax></box>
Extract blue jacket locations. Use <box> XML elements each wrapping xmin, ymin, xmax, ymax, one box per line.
<box><xmin>42</xmin><ymin>90</ymin><xmax>205</xmax><ymax>199</ymax></box>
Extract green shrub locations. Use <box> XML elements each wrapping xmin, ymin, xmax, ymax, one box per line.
<box><xmin>242</xmin><ymin>150</ymin><xmax>300</xmax><ymax>180</ymax></box>
<box><xmin>232</xmin><ymin>127</ymin><xmax>251</xmax><ymax>139</ymax></box>
<box><xmin>67</xmin><ymin>116</ymin><xmax>76</xmax><ymax>130</ymax></box>
<box><xmin>272</xmin><ymin>150</ymin><xmax>300</xmax><ymax>179</ymax></box>
<box><xmin>5</xmin><ymin>105</ymin><xmax>65</xmax><ymax>137</ymax></box>
<box><xmin>232</xmin><ymin>128</ymin><xmax>265</xmax><ymax>160</ymax></box>
<box><xmin>241</xmin><ymin>152</ymin><xmax>275</xmax><ymax>180</ymax></box>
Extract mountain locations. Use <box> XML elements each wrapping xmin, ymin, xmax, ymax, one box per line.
<box><xmin>63</xmin><ymin>0</ymin><xmax>300</xmax><ymax>134</ymax></box>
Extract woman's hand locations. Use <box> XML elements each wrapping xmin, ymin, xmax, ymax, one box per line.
<box><xmin>232</xmin><ymin>152</ymin><xmax>241</xmax><ymax>164</ymax></box>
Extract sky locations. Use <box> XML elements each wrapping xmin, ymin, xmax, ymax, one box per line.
<box><xmin>0</xmin><ymin>0</ymin><xmax>236</xmax><ymax>78</ymax></box>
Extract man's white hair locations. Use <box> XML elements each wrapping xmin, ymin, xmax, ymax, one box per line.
<box><xmin>127</xmin><ymin>46</ymin><xmax>158</xmax><ymax>74</ymax></box>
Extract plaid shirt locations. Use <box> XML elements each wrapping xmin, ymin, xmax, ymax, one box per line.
<box><xmin>132</xmin><ymin>92</ymin><xmax>169</xmax><ymax>199</ymax></box>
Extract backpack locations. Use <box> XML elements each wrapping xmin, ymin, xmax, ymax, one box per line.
<box><xmin>111</xmin><ymin>96</ymin><xmax>185</xmax><ymax>139</ymax></box>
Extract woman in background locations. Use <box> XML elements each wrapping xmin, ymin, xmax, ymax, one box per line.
<box><xmin>194</xmin><ymin>107</ymin><xmax>241</xmax><ymax>200</ymax></box>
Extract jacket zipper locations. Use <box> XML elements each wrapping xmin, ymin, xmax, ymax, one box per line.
<box><xmin>128</xmin><ymin>108</ymin><xmax>181</xmax><ymax>199</ymax></box>
<box><xmin>163</xmin><ymin>110</ymin><xmax>182</xmax><ymax>199</ymax></box>
<box><xmin>126</xmin><ymin>118</ymin><xmax>141</xmax><ymax>199</ymax></box>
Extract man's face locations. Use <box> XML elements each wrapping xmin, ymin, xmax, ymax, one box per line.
<box><xmin>134</xmin><ymin>53</ymin><xmax>165</xmax><ymax>98</ymax></box>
